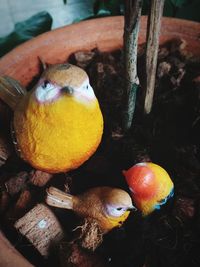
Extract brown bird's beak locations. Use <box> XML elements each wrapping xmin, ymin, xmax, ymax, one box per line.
<box><xmin>127</xmin><ymin>205</ymin><xmax>137</xmax><ymax>212</ymax></box>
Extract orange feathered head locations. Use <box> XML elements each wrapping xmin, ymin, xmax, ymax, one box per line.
<box><xmin>123</xmin><ymin>162</ymin><xmax>174</xmax><ymax>216</ymax></box>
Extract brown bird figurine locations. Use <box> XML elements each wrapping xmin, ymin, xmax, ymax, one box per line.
<box><xmin>46</xmin><ymin>186</ymin><xmax>135</xmax><ymax>233</ymax></box>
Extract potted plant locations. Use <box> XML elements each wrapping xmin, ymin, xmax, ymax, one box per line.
<box><xmin>0</xmin><ymin>2</ymin><xmax>200</xmax><ymax>266</ymax></box>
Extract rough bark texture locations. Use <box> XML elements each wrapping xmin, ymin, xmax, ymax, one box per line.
<box><xmin>14</xmin><ymin>204</ymin><xmax>64</xmax><ymax>257</ymax></box>
<box><xmin>144</xmin><ymin>0</ymin><xmax>165</xmax><ymax>114</ymax></box>
<box><xmin>4</xmin><ymin>171</ymin><xmax>28</xmax><ymax>196</ymax></box>
<box><xmin>123</xmin><ymin>0</ymin><xmax>143</xmax><ymax>131</ymax></box>
<box><xmin>29</xmin><ymin>170</ymin><xmax>53</xmax><ymax>187</ymax></box>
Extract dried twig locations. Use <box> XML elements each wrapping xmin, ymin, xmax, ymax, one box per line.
<box><xmin>144</xmin><ymin>0</ymin><xmax>165</xmax><ymax>114</ymax></box>
<box><xmin>123</xmin><ymin>0</ymin><xmax>143</xmax><ymax>131</ymax></box>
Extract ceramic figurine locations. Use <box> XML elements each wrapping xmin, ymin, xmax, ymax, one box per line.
<box><xmin>46</xmin><ymin>186</ymin><xmax>135</xmax><ymax>232</ymax></box>
<box><xmin>0</xmin><ymin>64</ymin><xmax>103</xmax><ymax>172</ymax></box>
<box><xmin>123</xmin><ymin>162</ymin><xmax>174</xmax><ymax>216</ymax></box>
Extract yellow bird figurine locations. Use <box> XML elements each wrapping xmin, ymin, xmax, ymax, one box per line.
<box><xmin>123</xmin><ymin>162</ymin><xmax>174</xmax><ymax>216</ymax></box>
<box><xmin>0</xmin><ymin>64</ymin><xmax>103</xmax><ymax>173</ymax></box>
<box><xmin>46</xmin><ymin>186</ymin><xmax>135</xmax><ymax>233</ymax></box>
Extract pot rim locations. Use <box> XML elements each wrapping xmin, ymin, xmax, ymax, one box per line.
<box><xmin>0</xmin><ymin>16</ymin><xmax>200</xmax><ymax>60</ymax></box>
<box><xmin>0</xmin><ymin>16</ymin><xmax>199</xmax><ymax>87</ymax></box>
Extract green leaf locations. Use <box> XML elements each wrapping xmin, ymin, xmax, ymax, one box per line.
<box><xmin>0</xmin><ymin>11</ymin><xmax>52</xmax><ymax>57</ymax></box>
<box><xmin>142</xmin><ymin>0</ymin><xmax>150</xmax><ymax>14</ymax></box>
<box><xmin>142</xmin><ymin>0</ymin><xmax>200</xmax><ymax>20</ymax></box>
<box><xmin>175</xmin><ymin>0</ymin><xmax>200</xmax><ymax>21</ymax></box>
<box><xmin>170</xmin><ymin>0</ymin><xmax>190</xmax><ymax>7</ymax></box>
<box><xmin>94</xmin><ymin>0</ymin><xmax>123</xmax><ymax>16</ymax></box>
<box><xmin>163</xmin><ymin>1</ymin><xmax>176</xmax><ymax>17</ymax></box>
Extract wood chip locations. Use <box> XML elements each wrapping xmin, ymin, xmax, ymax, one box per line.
<box><xmin>74</xmin><ymin>51</ymin><xmax>96</xmax><ymax>69</ymax></box>
<box><xmin>29</xmin><ymin>170</ymin><xmax>53</xmax><ymax>187</ymax></box>
<box><xmin>5</xmin><ymin>171</ymin><xmax>28</xmax><ymax>196</ymax></box>
<box><xmin>15</xmin><ymin>204</ymin><xmax>64</xmax><ymax>257</ymax></box>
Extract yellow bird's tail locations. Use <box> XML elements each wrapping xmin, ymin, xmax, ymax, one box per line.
<box><xmin>46</xmin><ymin>186</ymin><xmax>73</xmax><ymax>210</ymax></box>
<box><xmin>0</xmin><ymin>76</ymin><xmax>26</xmax><ymax>110</ymax></box>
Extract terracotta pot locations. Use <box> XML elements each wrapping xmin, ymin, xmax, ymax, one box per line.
<box><xmin>0</xmin><ymin>16</ymin><xmax>200</xmax><ymax>87</ymax></box>
<box><xmin>0</xmin><ymin>16</ymin><xmax>199</xmax><ymax>266</ymax></box>
<box><xmin>0</xmin><ymin>231</ymin><xmax>33</xmax><ymax>267</ymax></box>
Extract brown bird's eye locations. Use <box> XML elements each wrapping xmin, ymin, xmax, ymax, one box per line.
<box><xmin>117</xmin><ymin>207</ymin><xmax>122</xmax><ymax>211</ymax></box>
<box><xmin>42</xmin><ymin>80</ymin><xmax>49</xmax><ymax>88</ymax></box>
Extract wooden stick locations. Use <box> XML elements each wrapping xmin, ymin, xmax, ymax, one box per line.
<box><xmin>144</xmin><ymin>0</ymin><xmax>165</xmax><ymax>114</ymax></box>
<box><xmin>123</xmin><ymin>0</ymin><xmax>143</xmax><ymax>131</ymax></box>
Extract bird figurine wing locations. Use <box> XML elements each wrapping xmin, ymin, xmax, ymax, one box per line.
<box><xmin>154</xmin><ymin>187</ymin><xmax>174</xmax><ymax>210</ymax></box>
<box><xmin>0</xmin><ymin>76</ymin><xmax>26</xmax><ymax>109</ymax></box>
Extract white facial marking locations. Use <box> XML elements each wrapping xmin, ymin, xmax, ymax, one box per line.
<box><xmin>106</xmin><ymin>204</ymin><xmax>127</xmax><ymax>217</ymax></box>
<box><xmin>129</xmin><ymin>187</ymin><xmax>134</xmax><ymax>193</ymax></box>
<box><xmin>73</xmin><ymin>79</ymin><xmax>95</xmax><ymax>102</ymax></box>
<box><xmin>135</xmin><ymin>162</ymin><xmax>147</xmax><ymax>167</ymax></box>
<box><xmin>38</xmin><ymin>219</ymin><xmax>47</xmax><ymax>229</ymax></box>
<box><xmin>35</xmin><ymin>81</ymin><xmax>60</xmax><ymax>103</ymax></box>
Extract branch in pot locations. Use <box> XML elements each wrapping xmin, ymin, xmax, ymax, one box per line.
<box><xmin>144</xmin><ymin>0</ymin><xmax>165</xmax><ymax>114</ymax></box>
<box><xmin>123</xmin><ymin>0</ymin><xmax>143</xmax><ymax>131</ymax></box>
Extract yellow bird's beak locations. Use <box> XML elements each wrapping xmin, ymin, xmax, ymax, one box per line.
<box><xmin>62</xmin><ymin>86</ymin><xmax>74</xmax><ymax>95</ymax></box>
